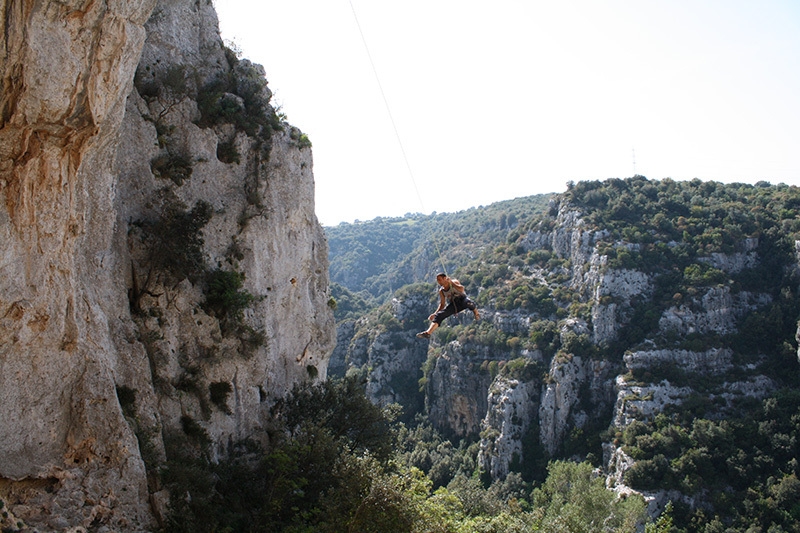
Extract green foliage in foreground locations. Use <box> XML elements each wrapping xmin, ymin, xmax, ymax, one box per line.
<box><xmin>532</xmin><ymin>461</ymin><xmax>645</xmax><ymax>532</ymax></box>
<box><xmin>160</xmin><ymin>377</ymin><xmax>800</xmax><ymax>532</ymax></box>
<box><xmin>162</xmin><ymin>376</ymin><xmax>648</xmax><ymax>532</ymax></box>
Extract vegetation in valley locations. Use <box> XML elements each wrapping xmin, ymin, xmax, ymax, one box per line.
<box><xmin>620</xmin><ymin>389</ymin><xmax>800</xmax><ymax>532</ymax></box>
<box><xmin>162</xmin><ymin>376</ymin><xmax>649</xmax><ymax>533</ymax></box>
<box><xmin>324</xmin><ymin>177</ymin><xmax>800</xmax><ymax>532</ymax></box>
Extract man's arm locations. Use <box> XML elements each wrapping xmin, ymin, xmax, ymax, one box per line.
<box><xmin>438</xmin><ymin>290</ymin><xmax>447</xmax><ymax>309</ymax></box>
<box><xmin>429</xmin><ymin>290</ymin><xmax>446</xmax><ymax>320</ymax></box>
<box><xmin>450</xmin><ymin>279</ymin><xmax>466</xmax><ymax>294</ymax></box>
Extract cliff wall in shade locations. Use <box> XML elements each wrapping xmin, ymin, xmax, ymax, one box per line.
<box><xmin>0</xmin><ymin>1</ymin><xmax>335</xmax><ymax>530</ymax></box>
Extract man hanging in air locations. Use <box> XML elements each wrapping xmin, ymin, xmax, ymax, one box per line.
<box><xmin>416</xmin><ymin>273</ymin><xmax>480</xmax><ymax>338</ymax></box>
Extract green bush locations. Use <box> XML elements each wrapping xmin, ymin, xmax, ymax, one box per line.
<box><xmin>116</xmin><ymin>386</ymin><xmax>137</xmax><ymax>418</ymax></box>
<box><xmin>203</xmin><ymin>269</ymin><xmax>254</xmax><ymax>333</ymax></box>
<box><xmin>195</xmin><ymin>53</ymin><xmax>282</xmax><ymax>142</ymax></box>
<box><xmin>150</xmin><ymin>152</ymin><xmax>193</xmax><ymax>185</ymax></box>
<box><xmin>180</xmin><ymin>416</ymin><xmax>210</xmax><ymax>446</ymax></box>
<box><xmin>134</xmin><ymin>64</ymin><xmax>190</xmax><ymax>107</ymax></box>
<box><xmin>682</xmin><ymin>263</ymin><xmax>726</xmax><ymax>286</ymax></box>
<box><xmin>215</xmin><ymin>138</ymin><xmax>240</xmax><ymax>164</ymax></box>
<box><xmin>500</xmin><ymin>357</ymin><xmax>544</xmax><ymax>382</ymax></box>
<box><xmin>533</xmin><ymin>461</ymin><xmax>647</xmax><ymax>531</ymax></box>
<box><xmin>289</xmin><ymin>126</ymin><xmax>312</xmax><ymax>149</ymax></box>
<box><xmin>133</xmin><ymin>188</ymin><xmax>212</xmax><ymax>289</ymax></box>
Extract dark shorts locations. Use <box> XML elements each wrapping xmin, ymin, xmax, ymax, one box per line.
<box><xmin>433</xmin><ymin>295</ymin><xmax>476</xmax><ymax>325</ymax></box>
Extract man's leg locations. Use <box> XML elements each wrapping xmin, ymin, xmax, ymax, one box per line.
<box><xmin>416</xmin><ymin>321</ymin><xmax>440</xmax><ymax>338</ymax></box>
<box><xmin>460</xmin><ymin>296</ymin><xmax>480</xmax><ymax>320</ymax></box>
<box><xmin>417</xmin><ymin>303</ymin><xmax>455</xmax><ymax>338</ymax></box>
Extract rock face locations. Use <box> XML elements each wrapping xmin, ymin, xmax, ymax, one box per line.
<box><xmin>478</xmin><ymin>376</ymin><xmax>539</xmax><ymax>479</ymax></box>
<box><xmin>539</xmin><ymin>355</ymin><xmax>617</xmax><ymax>456</ymax></box>
<box><xmin>0</xmin><ymin>0</ymin><xmax>335</xmax><ymax>530</ymax></box>
<box><xmin>0</xmin><ymin>0</ymin><xmax>160</xmax><ymax>529</ymax></box>
<box><xmin>426</xmin><ymin>341</ymin><xmax>498</xmax><ymax>438</ymax></box>
<box><xmin>658</xmin><ymin>286</ymin><xmax>770</xmax><ymax>336</ymax></box>
<box><xmin>408</xmin><ymin>200</ymin><xmax>794</xmax><ymax>498</ymax></box>
<box><xmin>331</xmin><ymin>291</ymin><xmax>431</xmax><ymax>419</ymax></box>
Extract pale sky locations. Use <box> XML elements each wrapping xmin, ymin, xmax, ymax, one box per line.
<box><xmin>214</xmin><ymin>1</ymin><xmax>800</xmax><ymax>226</ymax></box>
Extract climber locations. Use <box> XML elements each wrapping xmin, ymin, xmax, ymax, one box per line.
<box><xmin>416</xmin><ymin>273</ymin><xmax>479</xmax><ymax>339</ymax></box>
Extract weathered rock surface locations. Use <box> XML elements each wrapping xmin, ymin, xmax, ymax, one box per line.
<box><xmin>1</xmin><ymin>0</ymin><xmax>159</xmax><ymax>529</ymax></box>
<box><xmin>591</xmin><ymin>267</ymin><xmax>653</xmax><ymax>344</ymax></box>
<box><xmin>623</xmin><ymin>347</ymin><xmax>734</xmax><ymax>375</ymax></box>
<box><xmin>478</xmin><ymin>376</ymin><xmax>538</xmax><ymax>479</ymax></box>
<box><xmin>0</xmin><ymin>0</ymin><xmax>335</xmax><ymax>529</ymax></box>
<box><xmin>658</xmin><ymin>286</ymin><xmax>771</xmax><ymax>336</ymax></box>
<box><xmin>538</xmin><ymin>355</ymin><xmax>617</xmax><ymax>455</ymax></box>
<box><xmin>426</xmin><ymin>341</ymin><xmax>499</xmax><ymax>438</ymax></box>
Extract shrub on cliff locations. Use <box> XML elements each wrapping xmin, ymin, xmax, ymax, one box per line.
<box><xmin>129</xmin><ymin>189</ymin><xmax>213</xmax><ymax>313</ymax></box>
<box><xmin>195</xmin><ymin>48</ymin><xmax>282</xmax><ymax>142</ymax></box>
<box><xmin>142</xmin><ymin>188</ymin><xmax>212</xmax><ymax>284</ymax></box>
<box><xmin>202</xmin><ymin>269</ymin><xmax>254</xmax><ymax>334</ymax></box>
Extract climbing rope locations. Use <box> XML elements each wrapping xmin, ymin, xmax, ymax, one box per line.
<box><xmin>348</xmin><ymin>0</ymin><xmax>449</xmax><ymax>277</ymax></box>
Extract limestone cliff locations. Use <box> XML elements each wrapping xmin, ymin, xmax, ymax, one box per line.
<box><xmin>0</xmin><ymin>1</ymin><xmax>335</xmax><ymax>530</ymax></box>
<box><xmin>478</xmin><ymin>376</ymin><xmax>538</xmax><ymax>480</ymax></box>
<box><xmin>330</xmin><ymin>289</ymin><xmax>430</xmax><ymax>420</ymax></box>
<box><xmin>333</xmin><ymin>191</ymin><xmax>798</xmax><ymax>518</ymax></box>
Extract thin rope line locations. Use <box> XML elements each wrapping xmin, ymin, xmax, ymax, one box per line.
<box><xmin>348</xmin><ymin>0</ymin><xmax>449</xmax><ymax>277</ymax></box>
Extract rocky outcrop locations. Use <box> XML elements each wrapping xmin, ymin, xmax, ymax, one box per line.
<box><xmin>699</xmin><ymin>238</ymin><xmax>758</xmax><ymax>273</ymax></box>
<box><xmin>478</xmin><ymin>376</ymin><xmax>539</xmax><ymax>479</ymax></box>
<box><xmin>612</xmin><ymin>376</ymin><xmax>694</xmax><ymax>428</ymax></box>
<box><xmin>623</xmin><ymin>347</ymin><xmax>734</xmax><ymax>375</ymax></box>
<box><xmin>0</xmin><ymin>0</ymin><xmax>159</xmax><ymax>529</ymax></box>
<box><xmin>0</xmin><ymin>0</ymin><xmax>335</xmax><ymax>530</ymax></box>
<box><xmin>613</xmin><ymin>348</ymin><xmax>776</xmax><ymax>430</ymax></box>
<box><xmin>539</xmin><ymin>355</ymin><xmax>617</xmax><ymax>455</ymax></box>
<box><xmin>328</xmin><ymin>319</ymin><xmax>356</xmax><ymax>377</ymax></box>
<box><xmin>659</xmin><ymin>286</ymin><xmax>771</xmax><ymax>336</ymax></box>
<box><xmin>426</xmin><ymin>341</ymin><xmax>499</xmax><ymax>438</ymax></box>
<box><xmin>591</xmin><ymin>265</ymin><xmax>653</xmax><ymax>345</ymax></box>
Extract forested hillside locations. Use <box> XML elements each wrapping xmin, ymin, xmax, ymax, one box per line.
<box><xmin>326</xmin><ymin>194</ymin><xmax>553</xmax><ymax>301</ymax></box>
<box><xmin>326</xmin><ymin>176</ymin><xmax>800</xmax><ymax>533</ymax></box>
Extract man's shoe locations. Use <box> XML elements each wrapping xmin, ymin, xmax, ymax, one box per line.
<box><xmin>416</xmin><ymin>331</ymin><xmax>431</xmax><ymax>339</ymax></box>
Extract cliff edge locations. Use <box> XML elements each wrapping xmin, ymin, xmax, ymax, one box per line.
<box><xmin>0</xmin><ymin>1</ymin><xmax>335</xmax><ymax>530</ymax></box>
